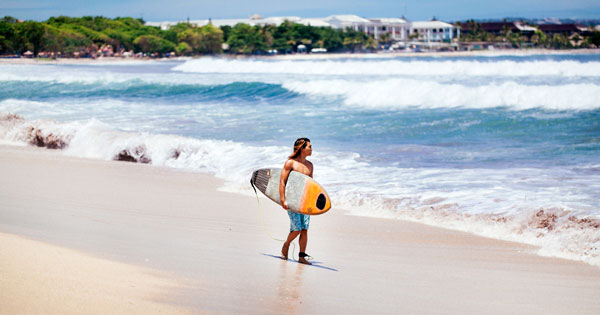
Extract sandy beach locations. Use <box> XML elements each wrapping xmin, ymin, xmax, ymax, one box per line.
<box><xmin>0</xmin><ymin>232</ymin><xmax>189</xmax><ymax>314</ymax></box>
<box><xmin>1</xmin><ymin>144</ymin><xmax>599</xmax><ymax>314</ymax></box>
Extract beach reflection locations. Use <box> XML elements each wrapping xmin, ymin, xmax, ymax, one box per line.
<box><xmin>276</xmin><ymin>259</ymin><xmax>305</xmax><ymax>313</ymax></box>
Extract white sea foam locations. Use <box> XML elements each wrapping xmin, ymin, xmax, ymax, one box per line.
<box><xmin>1</xmin><ymin>114</ymin><xmax>599</xmax><ymax>267</ymax></box>
<box><xmin>3</xmin><ymin>60</ymin><xmax>600</xmax><ymax>112</ymax></box>
<box><xmin>0</xmin><ymin>66</ymin><xmax>133</xmax><ymax>84</ymax></box>
<box><xmin>283</xmin><ymin>79</ymin><xmax>600</xmax><ymax>110</ymax></box>
<box><xmin>0</xmin><ymin>64</ymin><xmax>254</xmax><ymax>86</ymax></box>
<box><xmin>174</xmin><ymin>57</ymin><xmax>600</xmax><ymax>77</ymax></box>
<box><xmin>5</xmin><ymin>63</ymin><xmax>599</xmax><ymax>112</ymax></box>
<box><xmin>0</xmin><ymin>98</ymin><xmax>159</xmax><ymax>128</ymax></box>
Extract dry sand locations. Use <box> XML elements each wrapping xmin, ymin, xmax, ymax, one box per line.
<box><xmin>0</xmin><ymin>232</ymin><xmax>189</xmax><ymax>314</ymax></box>
<box><xmin>1</xmin><ymin>144</ymin><xmax>599</xmax><ymax>314</ymax></box>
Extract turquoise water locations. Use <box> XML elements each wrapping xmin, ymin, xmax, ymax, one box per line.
<box><xmin>1</xmin><ymin>54</ymin><xmax>599</xmax><ymax>265</ymax></box>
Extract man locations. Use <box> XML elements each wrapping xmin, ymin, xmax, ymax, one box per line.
<box><xmin>279</xmin><ymin>137</ymin><xmax>313</xmax><ymax>265</ymax></box>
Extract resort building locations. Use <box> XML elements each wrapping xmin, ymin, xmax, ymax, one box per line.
<box><xmin>537</xmin><ymin>24</ymin><xmax>592</xmax><ymax>36</ymax></box>
<box><xmin>322</xmin><ymin>15</ymin><xmax>371</xmax><ymax>31</ymax></box>
<box><xmin>147</xmin><ymin>15</ymin><xmax>333</xmax><ymax>30</ymax></box>
<box><xmin>147</xmin><ymin>14</ymin><xmax>458</xmax><ymax>43</ymax></box>
<box><xmin>321</xmin><ymin>15</ymin><xmax>409</xmax><ymax>41</ymax></box>
<box><xmin>458</xmin><ymin>22</ymin><xmax>537</xmax><ymax>36</ymax></box>
<box><xmin>408</xmin><ymin>20</ymin><xmax>458</xmax><ymax>42</ymax></box>
<box><xmin>369</xmin><ymin>18</ymin><xmax>409</xmax><ymax>41</ymax></box>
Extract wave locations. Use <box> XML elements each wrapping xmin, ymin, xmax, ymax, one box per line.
<box><xmin>283</xmin><ymin>79</ymin><xmax>600</xmax><ymax>111</ymax></box>
<box><xmin>1</xmin><ymin>113</ymin><xmax>599</xmax><ymax>267</ymax></box>
<box><xmin>0</xmin><ymin>80</ymin><xmax>296</xmax><ymax>102</ymax></box>
<box><xmin>173</xmin><ymin>57</ymin><xmax>600</xmax><ymax>77</ymax></box>
<box><xmin>3</xmin><ymin>78</ymin><xmax>599</xmax><ymax>111</ymax></box>
<box><xmin>3</xmin><ymin>59</ymin><xmax>600</xmax><ymax>111</ymax></box>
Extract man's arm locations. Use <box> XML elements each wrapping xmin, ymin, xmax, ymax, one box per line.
<box><xmin>279</xmin><ymin>160</ymin><xmax>293</xmax><ymax>210</ymax></box>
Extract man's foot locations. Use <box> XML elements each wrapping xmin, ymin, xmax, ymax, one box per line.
<box><xmin>298</xmin><ymin>252</ymin><xmax>312</xmax><ymax>265</ymax></box>
<box><xmin>299</xmin><ymin>252</ymin><xmax>313</xmax><ymax>260</ymax></box>
<box><xmin>298</xmin><ymin>257</ymin><xmax>312</xmax><ymax>265</ymax></box>
<box><xmin>281</xmin><ymin>242</ymin><xmax>289</xmax><ymax>260</ymax></box>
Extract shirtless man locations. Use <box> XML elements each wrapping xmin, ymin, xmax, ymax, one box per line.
<box><xmin>279</xmin><ymin>137</ymin><xmax>313</xmax><ymax>265</ymax></box>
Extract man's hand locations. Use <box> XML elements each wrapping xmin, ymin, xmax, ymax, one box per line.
<box><xmin>282</xmin><ymin>201</ymin><xmax>289</xmax><ymax>210</ymax></box>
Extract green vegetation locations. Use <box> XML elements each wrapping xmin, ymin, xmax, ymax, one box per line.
<box><xmin>0</xmin><ymin>15</ymin><xmax>223</xmax><ymax>57</ymax></box>
<box><xmin>0</xmin><ymin>15</ymin><xmax>598</xmax><ymax>57</ymax></box>
<box><xmin>223</xmin><ymin>21</ymin><xmax>370</xmax><ymax>54</ymax></box>
<box><xmin>0</xmin><ymin>15</ymin><xmax>378</xmax><ymax>57</ymax></box>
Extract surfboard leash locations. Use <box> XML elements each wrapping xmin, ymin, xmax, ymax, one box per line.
<box><xmin>250</xmin><ymin>178</ymin><xmax>297</xmax><ymax>261</ymax></box>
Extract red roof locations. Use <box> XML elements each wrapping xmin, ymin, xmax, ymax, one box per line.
<box><xmin>538</xmin><ymin>24</ymin><xmax>582</xmax><ymax>33</ymax></box>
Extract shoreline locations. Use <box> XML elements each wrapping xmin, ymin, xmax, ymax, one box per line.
<box><xmin>1</xmin><ymin>48</ymin><xmax>599</xmax><ymax>65</ymax></box>
<box><xmin>1</xmin><ymin>144</ymin><xmax>600</xmax><ymax>313</ymax></box>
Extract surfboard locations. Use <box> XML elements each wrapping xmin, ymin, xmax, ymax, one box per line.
<box><xmin>251</xmin><ymin>168</ymin><xmax>331</xmax><ymax>215</ymax></box>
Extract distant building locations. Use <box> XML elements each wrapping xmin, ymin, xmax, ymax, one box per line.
<box><xmin>409</xmin><ymin>20</ymin><xmax>458</xmax><ymax>42</ymax></box>
<box><xmin>323</xmin><ymin>15</ymin><xmax>371</xmax><ymax>30</ymax></box>
<box><xmin>537</xmin><ymin>24</ymin><xmax>591</xmax><ymax>36</ymax></box>
<box><xmin>148</xmin><ymin>15</ymin><xmax>342</xmax><ymax>30</ymax></box>
<box><xmin>322</xmin><ymin>15</ymin><xmax>409</xmax><ymax>41</ymax></box>
<box><xmin>147</xmin><ymin>14</ymin><xmax>458</xmax><ymax>43</ymax></box>
<box><xmin>368</xmin><ymin>18</ymin><xmax>409</xmax><ymax>41</ymax></box>
<box><xmin>458</xmin><ymin>22</ymin><xmax>537</xmax><ymax>36</ymax></box>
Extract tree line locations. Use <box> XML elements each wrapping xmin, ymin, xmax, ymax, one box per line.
<box><xmin>0</xmin><ymin>16</ymin><xmax>374</xmax><ymax>57</ymax></box>
<box><xmin>1</xmin><ymin>16</ymin><xmax>599</xmax><ymax>57</ymax></box>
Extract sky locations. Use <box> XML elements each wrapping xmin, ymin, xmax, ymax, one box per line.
<box><xmin>2</xmin><ymin>0</ymin><xmax>600</xmax><ymax>22</ymax></box>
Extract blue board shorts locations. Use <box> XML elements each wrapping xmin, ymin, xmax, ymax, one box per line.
<box><xmin>288</xmin><ymin>211</ymin><xmax>310</xmax><ymax>231</ymax></box>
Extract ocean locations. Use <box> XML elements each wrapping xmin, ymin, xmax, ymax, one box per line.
<box><xmin>1</xmin><ymin>53</ymin><xmax>599</xmax><ymax>266</ymax></box>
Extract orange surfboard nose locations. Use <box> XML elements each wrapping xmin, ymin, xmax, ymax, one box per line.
<box><xmin>299</xmin><ymin>180</ymin><xmax>331</xmax><ymax>215</ymax></box>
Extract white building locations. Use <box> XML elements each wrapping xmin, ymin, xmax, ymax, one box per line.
<box><xmin>515</xmin><ymin>23</ymin><xmax>538</xmax><ymax>34</ymax></box>
<box><xmin>147</xmin><ymin>15</ymin><xmax>334</xmax><ymax>30</ymax></box>
<box><xmin>321</xmin><ymin>15</ymin><xmax>409</xmax><ymax>41</ymax></box>
<box><xmin>147</xmin><ymin>14</ymin><xmax>457</xmax><ymax>43</ymax></box>
<box><xmin>408</xmin><ymin>20</ymin><xmax>458</xmax><ymax>42</ymax></box>
<box><xmin>369</xmin><ymin>18</ymin><xmax>409</xmax><ymax>41</ymax></box>
<box><xmin>322</xmin><ymin>15</ymin><xmax>370</xmax><ymax>30</ymax></box>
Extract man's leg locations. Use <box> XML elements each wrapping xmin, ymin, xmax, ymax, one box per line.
<box><xmin>298</xmin><ymin>230</ymin><xmax>312</xmax><ymax>265</ymax></box>
<box><xmin>281</xmin><ymin>231</ymin><xmax>300</xmax><ymax>260</ymax></box>
<box><xmin>299</xmin><ymin>230</ymin><xmax>308</xmax><ymax>253</ymax></box>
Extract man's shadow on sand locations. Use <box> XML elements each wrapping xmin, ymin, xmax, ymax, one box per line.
<box><xmin>261</xmin><ymin>253</ymin><xmax>338</xmax><ymax>272</ymax></box>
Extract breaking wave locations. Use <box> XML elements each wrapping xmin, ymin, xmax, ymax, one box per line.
<box><xmin>3</xmin><ymin>79</ymin><xmax>599</xmax><ymax>112</ymax></box>
<box><xmin>0</xmin><ymin>80</ymin><xmax>295</xmax><ymax>102</ymax></box>
<box><xmin>174</xmin><ymin>57</ymin><xmax>600</xmax><ymax>77</ymax></box>
<box><xmin>3</xmin><ymin>57</ymin><xmax>600</xmax><ymax>112</ymax></box>
<box><xmin>283</xmin><ymin>79</ymin><xmax>600</xmax><ymax>110</ymax></box>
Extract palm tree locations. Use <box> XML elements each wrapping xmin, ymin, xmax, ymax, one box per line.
<box><xmin>365</xmin><ymin>36</ymin><xmax>377</xmax><ymax>51</ymax></box>
<box><xmin>378</xmin><ymin>32</ymin><xmax>391</xmax><ymax>45</ymax></box>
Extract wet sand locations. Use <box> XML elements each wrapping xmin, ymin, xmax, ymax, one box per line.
<box><xmin>1</xmin><ymin>144</ymin><xmax>599</xmax><ymax>314</ymax></box>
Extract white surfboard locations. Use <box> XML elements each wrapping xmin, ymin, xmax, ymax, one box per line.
<box><xmin>251</xmin><ymin>168</ymin><xmax>331</xmax><ymax>215</ymax></box>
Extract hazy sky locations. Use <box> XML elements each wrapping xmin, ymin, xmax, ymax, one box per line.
<box><xmin>3</xmin><ymin>0</ymin><xmax>600</xmax><ymax>22</ymax></box>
